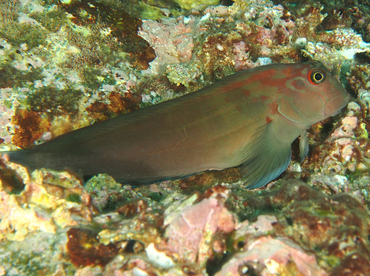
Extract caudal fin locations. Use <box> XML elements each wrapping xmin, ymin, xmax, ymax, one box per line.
<box><xmin>1</xmin><ymin>150</ymin><xmax>34</xmax><ymax>169</ymax></box>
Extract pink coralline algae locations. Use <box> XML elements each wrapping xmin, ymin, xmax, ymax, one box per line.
<box><xmin>139</xmin><ymin>17</ymin><xmax>196</xmax><ymax>75</ymax></box>
<box><xmin>1</xmin><ymin>159</ymin><xmax>370</xmax><ymax>275</ymax></box>
<box><xmin>331</xmin><ymin>115</ymin><xmax>358</xmax><ymax>139</ymax></box>
<box><xmin>217</xmin><ymin>236</ymin><xmax>327</xmax><ymax>276</ymax></box>
<box><xmin>164</xmin><ymin>186</ymin><xmax>236</xmax><ymax>264</ymax></box>
<box><xmin>304</xmin><ymin>100</ymin><xmax>370</xmax><ymax>196</ymax></box>
<box><xmin>226</xmin><ymin>180</ymin><xmax>370</xmax><ymax>275</ymax></box>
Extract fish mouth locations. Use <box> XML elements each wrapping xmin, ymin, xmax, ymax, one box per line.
<box><xmin>276</xmin><ymin>106</ymin><xmax>311</xmax><ymax>129</ymax></box>
<box><xmin>323</xmin><ymin>95</ymin><xmax>349</xmax><ymax>117</ymax></box>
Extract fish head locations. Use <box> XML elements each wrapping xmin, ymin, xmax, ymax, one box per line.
<box><xmin>275</xmin><ymin>61</ymin><xmax>349</xmax><ymax>129</ymax></box>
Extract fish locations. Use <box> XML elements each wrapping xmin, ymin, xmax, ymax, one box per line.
<box><xmin>2</xmin><ymin>61</ymin><xmax>349</xmax><ymax>189</ymax></box>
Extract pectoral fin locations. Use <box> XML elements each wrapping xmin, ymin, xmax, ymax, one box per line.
<box><xmin>299</xmin><ymin>129</ymin><xmax>309</xmax><ymax>162</ymax></box>
<box><xmin>240</xmin><ymin>123</ymin><xmax>292</xmax><ymax>189</ymax></box>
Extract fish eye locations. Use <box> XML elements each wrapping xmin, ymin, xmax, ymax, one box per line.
<box><xmin>309</xmin><ymin>70</ymin><xmax>326</xmax><ymax>84</ymax></box>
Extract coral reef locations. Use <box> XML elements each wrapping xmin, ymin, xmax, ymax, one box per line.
<box><xmin>1</xmin><ymin>165</ymin><xmax>369</xmax><ymax>275</ymax></box>
<box><xmin>1</xmin><ymin>0</ymin><xmax>370</xmax><ymax>275</ymax></box>
<box><xmin>58</xmin><ymin>0</ymin><xmax>156</xmax><ymax>70</ymax></box>
<box><xmin>0</xmin><ymin>166</ymin><xmax>95</xmax><ymax>242</ymax></box>
<box><xmin>273</xmin><ymin>0</ymin><xmax>370</xmax><ymax>42</ymax></box>
<box><xmin>217</xmin><ymin>236</ymin><xmax>327</xmax><ymax>276</ymax></box>
<box><xmin>84</xmin><ymin>174</ymin><xmax>129</xmax><ymax>212</ymax></box>
<box><xmin>12</xmin><ymin>109</ymin><xmax>50</xmax><ymax>149</ymax></box>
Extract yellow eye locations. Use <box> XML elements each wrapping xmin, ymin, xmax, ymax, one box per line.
<box><xmin>309</xmin><ymin>70</ymin><xmax>326</xmax><ymax>84</ymax></box>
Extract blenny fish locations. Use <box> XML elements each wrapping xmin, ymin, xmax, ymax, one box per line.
<box><xmin>3</xmin><ymin>61</ymin><xmax>349</xmax><ymax>189</ymax></box>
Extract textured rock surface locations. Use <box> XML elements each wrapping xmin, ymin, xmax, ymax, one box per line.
<box><xmin>1</xmin><ymin>0</ymin><xmax>370</xmax><ymax>275</ymax></box>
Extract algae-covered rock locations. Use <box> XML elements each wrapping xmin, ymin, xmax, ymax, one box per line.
<box><xmin>174</xmin><ymin>0</ymin><xmax>220</xmax><ymax>10</ymax></box>
<box><xmin>2</xmin><ymin>0</ymin><xmax>370</xmax><ymax>274</ymax></box>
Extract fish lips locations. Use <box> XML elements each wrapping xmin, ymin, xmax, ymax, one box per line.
<box><xmin>323</xmin><ymin>94</ymin><xmax>349</xmax><ymax>117</ymax></box>
<box><xmin>277</xmin><ymin>93</ymin><xmax>348</xmax><ymax>129</ymax></box>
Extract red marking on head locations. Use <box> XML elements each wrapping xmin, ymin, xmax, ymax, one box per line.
<box><xmin>243</xmin><ymin>89</ymin><xmax>250</xmax><ymax>97</ymax></box>
<box><xmin>252</xmin><ymin>97</ymin><xmax>258</xmax><ymax>102</ymax></box>
<box><xmin>269</xmin><ymin>101</ymin><xmax>278</xmax><ymax>114</ymax></box>
<box><xmin>220</xmin><ymin>65</ymin><xmax>308</xmax><ymax>97</ymax></box>
<box><xmin>266</xmin><ymin>116</ymin><xmax>272</xmax><ymax>123</ymax></box>
<box><xmin>247</xmin><ymin>66</ymin><xmax>303</xmax><ymax>89</ymax></box>
<box><xmin>281</xmin><ymin>67</ymin><xmax>293</xmax><ymax>77</ymax></box>
<box><xmin>260</xmin><ymin>96</ymin><xmax>268</xmax><ymax>101</ymax></box>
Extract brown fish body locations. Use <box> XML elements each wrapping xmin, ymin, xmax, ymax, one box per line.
<box><xmin>5</xmin><ymin>61</ymin><xmax>349</xmax><ymax>188</ymax></box>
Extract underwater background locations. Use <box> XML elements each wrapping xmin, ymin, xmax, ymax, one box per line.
<box><xmin>0</xmin><ymin>0</ymin><xmax>370</xmax><ymax>275</ymax></box>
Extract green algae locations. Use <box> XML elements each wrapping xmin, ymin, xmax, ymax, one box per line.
<box><xmin>58</xmin><ymin>0</ymin><xmax>156</xmax><ymax>69</ymax></box>
<box><xmin>85</xmin><ymin>174</ymin><xmax>129</xmax><ymax>212</ymax></box>
<box><xmin>0</xmin><ymin>2</ymin><xmax>46</xmax><ymax>49</ymax></box>
<box><xmin>138</xmin><ymin>2</ymin><xmax>171</xmax><ymax>20</ymax></box>
<box><xmin>2</xmin><ymin>251</ymin><xmax>49</xmax><ymax>275</ymax></box>
<box><xmin>32</xmin><ymin>9</ymin><xmax>70</xmax><ymax>32</ymax></box>
<box><xmin>1</xmin><ymin>24</ymin><xmax>48</xmax><ymax>49</ymax></box>
<box><xmin>0</xmin><ymin>63</ymin><xmax>43</xmax><ymax>89</ymax></box>
<box><xmin>112</xmin><ymin>0</ymin><xmax>182</xmax><ymax>19</ymax></box>
<box><xmin>173</xmin><ymin>0</ymin><xmax>220</xmax><ymax>10</ymax></box>
<box><xmin>66</xmin><ymin>193</ymin><xmax>82</xmax><ymax>203</ymax></box>
<box><xmin>0</xmin><ymin>234</ymin><xmax>76</xmax><ymax>276</ymax></box>
<box><xmin>273</xmin><ymin>0</ymin><xmax>370</xmax><ymax>42</ymax></box>
<box><xmin>26</xmin><ymin>86</ymin><xmax>84</xmax><ymax>116</ymax></box>
<box><xmin>0</xmin><ymin>0</ymin><xmax>154</xmax><ymax>129</ymax></box>
<box><xmin>82</xmin><ymin>67</ymin><xmax>104</xmax><ymax>90</ymax></box>
<box><xmin>148</xmin><ymin>191</ymin><xmax>167</xmax><ymax>202</ymax></box>
<box><xmin>0</xmin><ymin>166</ymin><xmax>25</xmax><ymax>194</ymax></box>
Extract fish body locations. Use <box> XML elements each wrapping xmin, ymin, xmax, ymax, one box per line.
<box><xmin>4</xmin><ymin>61</ymin><xmax>349</xmax><ymax>188</ymax></box>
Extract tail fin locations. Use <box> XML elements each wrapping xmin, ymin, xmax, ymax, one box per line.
<box><xmin>1</xmin><ymin>150</ymin><xmax>33</xmax><ymax>169</ymax></box>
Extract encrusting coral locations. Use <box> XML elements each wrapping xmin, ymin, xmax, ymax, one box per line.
<box><xmin>1</xmin><ymin>0</ymin><xmax>370</xmax><ymax>275</ymax></box>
